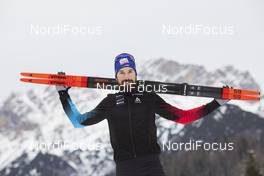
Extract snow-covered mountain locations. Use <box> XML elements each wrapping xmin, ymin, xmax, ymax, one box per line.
<box><xmin>0</xmin><ymin>58</ymin><xmax>263</xmax><ymax>176</ymax></box>
<box><xmin>138</xmin><ymin>58</ymin><xmax>263</xmax><ymax>116</ymax></box>
<box><xmin>0</xmin><ymin>87</ymin><xmax>115</xmax><ymax>176</ymax></box>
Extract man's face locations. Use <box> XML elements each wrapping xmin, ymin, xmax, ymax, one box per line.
<box><xmin>116</xmin><ymin>67</ymin><xmax>136</xmax><ymax>85</ymax></box>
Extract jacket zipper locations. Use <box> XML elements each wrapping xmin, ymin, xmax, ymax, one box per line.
<box><xmin>127</xmin><ymin>96</ymin><xmax>137</xmax><ymax>158</ymax></box>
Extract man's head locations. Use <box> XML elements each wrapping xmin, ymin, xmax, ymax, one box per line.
<box><xmin>115</xmin><ymin>53</ymin><xmax>137</xmax><ymax>85</ymax></box>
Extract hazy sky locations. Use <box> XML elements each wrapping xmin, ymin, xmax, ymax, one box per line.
<box><xmin>0</xmin><ymin>0</ymin><xmax>263</xmax><ymax>103</ymax></box>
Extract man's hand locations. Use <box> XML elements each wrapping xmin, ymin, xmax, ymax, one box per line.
<box><xmin>215</xmin><ymin>85</ymin><xmax>231</xmax><ymax>106</ymax></box>
<box><xmin>56</xmin><ymin>72</ymin><xmax>71</xmax><ymax>92</ymax></box>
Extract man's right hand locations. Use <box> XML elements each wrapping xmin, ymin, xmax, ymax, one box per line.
<box><xmin>56</xmin><ymin>72</ymin><xmax>71</xmax><ymax>92</ymax></box>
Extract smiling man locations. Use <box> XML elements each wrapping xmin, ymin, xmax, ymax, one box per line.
<box><xmin>57</xmin><ymin>53</ymin><xmax>228</xmax><ymax>176</ymax></box>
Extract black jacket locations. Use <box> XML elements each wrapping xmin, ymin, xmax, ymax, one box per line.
<box><xmin>59</xmin><ymin>90</ymin><xmax>220</xmax><ymax>162</ymax></box>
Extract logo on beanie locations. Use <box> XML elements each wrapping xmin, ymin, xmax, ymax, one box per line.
<box><xmin>119</xmin><ymin>58</ymin><xmax>129</xmax><ymax>65</ymax></box>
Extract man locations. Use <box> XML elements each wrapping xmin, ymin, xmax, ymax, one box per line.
<box><xmin>57</xmin><ymin>53</ymin><xmax>228</xmax><ymax>176</ymax></box>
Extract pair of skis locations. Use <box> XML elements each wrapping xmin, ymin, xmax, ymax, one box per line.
<box><xmin>20</xmin><ymin>72</ymin><xmax>261</xmax><ymax>101</ymax></box>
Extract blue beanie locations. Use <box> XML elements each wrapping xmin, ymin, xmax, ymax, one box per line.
<box><xmin>114</xmin><ymin>53</ymin><xmax>137</xmax><ymax>77</ymax></box>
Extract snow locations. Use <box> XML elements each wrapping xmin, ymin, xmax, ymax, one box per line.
<box><xmin>0</xmin><ymin>58</ymin><xmax>263</xmax><ymax>175</ymax></box>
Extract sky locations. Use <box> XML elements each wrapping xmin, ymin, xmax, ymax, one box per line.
<box><xmin>0</xmin><ymin>0</ymin><xmax>263</xmax><ymax>103</ymax></box>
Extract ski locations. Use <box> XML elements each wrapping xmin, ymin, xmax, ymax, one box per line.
<box><xmin>20</xmin><ymin>72</ymin><xmax>261</xmax><ymax>101</ymax></box>
<box><xmin>20</xmin><ymin>72</ymin><xmax>117</xmax><ymax>87</ymax></box>
<box><xmin>20</xmin><ymin>78</ymin><xmax>88</xmax><ymax>88</ymax></box>
<box><xmin>20</xmin><ymin>72</ymin><xmax>260</xmax><ymax>95</ymax></box>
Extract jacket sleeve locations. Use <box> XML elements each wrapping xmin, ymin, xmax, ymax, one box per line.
<box><xmin>58</xmin><ymin>90</ymin><xmax>108</xmax><ymax>128</ymax></box>
<box><xmin>152</xmin><ymin>93</ymin><xmax>221</xmax><ymax>124</ymax></box>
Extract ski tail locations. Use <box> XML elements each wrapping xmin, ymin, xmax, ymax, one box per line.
<box><xmin>222</xmin><ymin>87</ymin><xmax>261</xmax><ymax>100</ymax></box>
<box><xmin>222</xmin><ymin>93</ymin><xmax>260</xmax><ymax>101</ymax></box>
<box><xmin>20</xmin><ymin>78</ymin><xmax>88</xmax><ymax>88</ymax></box>
<box><xmin>20</xmin><ymin>72</ymin><xmax>117</xmax><ymax>85</ymax></box>
<box><xmin>20</xmin><ymin>72</ymin><xmax>87</xmax><ymax>82</ymax></box>
<box><xmin>222</xmin><ymin>87</ymin><xmax>260</xmax><ymax>96</ymax></box>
